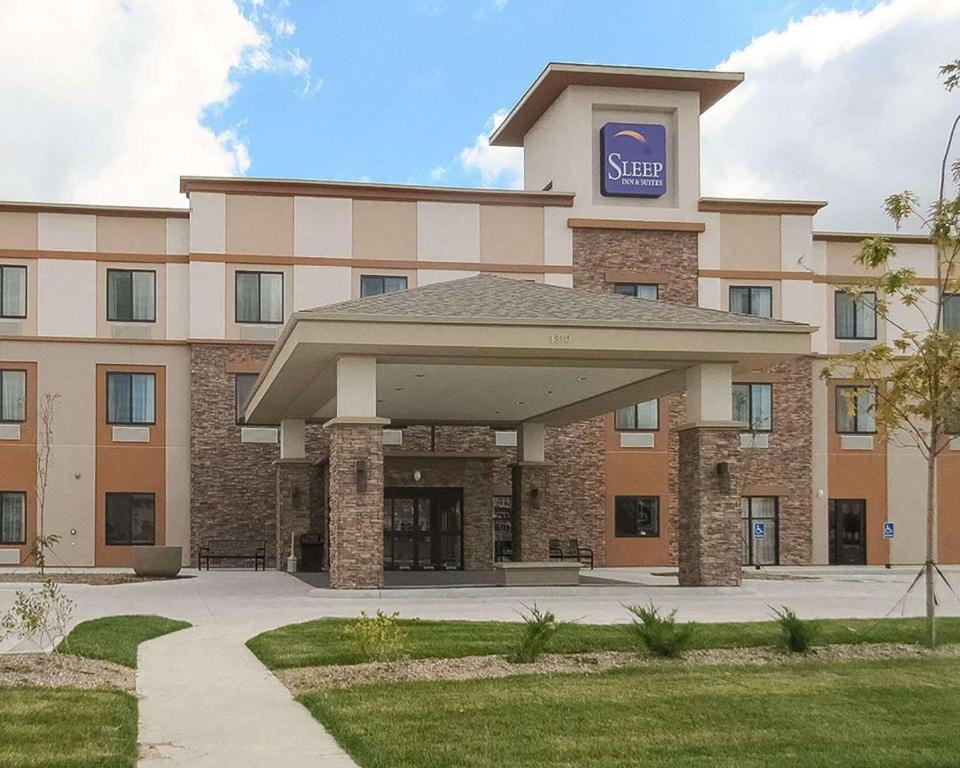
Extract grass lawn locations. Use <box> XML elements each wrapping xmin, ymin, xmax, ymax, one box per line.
<box><xmin>302</xmin><ymin>656</ymin><xmax>960</xmax><ymax>768</ymax></box>
<box><xmin>248</xmin><ymin>615</ymin><xmax>960</xmax><ymax>669</ymax></box>
<box><xmin>0</xmin><ymin>686</ymin><xmax>137</xmax><ymax>768</ymax></box>
<box><xmin>59</xmin><ymin>614</ymin><xmax>191</xmax><ymax>668</ymax></box>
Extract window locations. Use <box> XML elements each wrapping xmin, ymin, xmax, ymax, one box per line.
<box><xmin>107</xmin><ymin>269</ymin><xmax>156</xmax><ymax>322</ymax></box>
<box><xmin>235</xmin><ymin>373</ymin><xmax>258</xmax><ymax>426</ymax></box>
<box><xmin>236</xmin><ymin>271</ymin><xmax>283</xmax><ymax>324</ymax></box>
<box><xmin>613</xmin><ymin>283</ymin><xmax>658</xmax><ymax>300</ymax></box>
<box><xmin>360</xmin><ymin>275</ymin><xmax>408</xmax><ymax>297</ymax></box>
<box><xmin>835</xmin><ymin>291</ymin><xmax>877</xmax><ymax>339</ymax></box>
<box><xmin>105</xmin><ymin>493</ymin><xmax>155</xmax><ymax>546</ymax></box>
<box><xmin>742</xmin><ymin>496</ymin><xmax>778</xmax><ymax>565</ymax></box>
<box><xmin>0</xmin><ymin>370</ymin><xmax>26</xmax><ymax>423</ymax></box>
<box><xmin>729</xmin><ymin>286</ymin><xmax>773</xmax><ymax>318</ymax></box>
<box><xmin>732</xmin><ymin>383</ymin><xmax>773</xmax><ymax>432</ymax></box>
<box><xmin>107</xmin><ymin>372</ymin><xmax>155</xmax><ymax>425</ymax></box>
<box><xmin>0</xmin><ymin>492</ymin><xmax>26</xmax><ymax>545</ymax></box>
<box><xmin>0</xmin><ymin>265</ymin><xmax>26</xmax><ymax>319</ymax></box>
<box><xmin>614</xmin><ymin>399</ymin><xmax>658</xmax><ymax>431</ymax></box>
<box><xmin>614</xmin><ymin>496</ymin><xmax>660</xmax><ymax>537</ymax></box>
<box><xmin>944</xmin><ymin>294</ymin><xmax>960</xmax><ymax>331</ymax></box>
<box><xmin>835</xmin><ymin>385</ymin><xmax>876</xmax><ymax>434</ymax></box>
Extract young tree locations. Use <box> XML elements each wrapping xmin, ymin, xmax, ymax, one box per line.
<box><xmin>31</xmin><ymin>393</ymin><xmax>62</xmax><ymax>575</ymax></box>
<box><xmin>823</xmin><ymin>59</ymin><xmax>960</xmax><ymax>647</ymax></box>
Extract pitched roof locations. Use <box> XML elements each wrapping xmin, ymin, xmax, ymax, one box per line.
<box><xmin>298</xmin><ymin>274</ymin><xmax>810</xmax><ymax>332</ymax></box>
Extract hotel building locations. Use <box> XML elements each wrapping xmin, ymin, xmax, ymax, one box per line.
<box><xmin>0</xmin><ymin>63</ymin><xmax>955</xmax><ymax>585</ymax></box>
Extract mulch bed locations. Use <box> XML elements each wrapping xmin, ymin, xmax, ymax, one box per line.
<box><xmin>0</xmin><ymin>653</ymin><xmax>134</xmax><ymax>691</ymax></box>
<box><xmin>277</xmin><ymin>642</ymin><xmax>960</xmax><ymax>695</ymax></box>
<box><xmin>650</xmin><ymin>570</ymin><xmax>818</xmax><ymax>581</ymax></box>
<box><xmin>0</xmin><ymin>573</ymin><xmax>192</xmax><ymax>585</ymax></box>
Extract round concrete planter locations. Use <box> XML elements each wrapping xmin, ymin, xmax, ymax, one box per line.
<box><xmin>133</xmin><ymin>545</ymin><xmax>183</xmax><ymax>578</ymax></box>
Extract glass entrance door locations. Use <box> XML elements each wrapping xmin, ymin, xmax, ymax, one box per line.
<box><xmin>384</xmin><ymin>488</ymin><xmax>463</xmax><ymax>570</ymax></box>
<box><xmin>829</xmin><ymin>499</ymin><xmax>867</xmax><ymax>565</ymax></box>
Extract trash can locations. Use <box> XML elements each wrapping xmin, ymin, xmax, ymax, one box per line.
<box><xmin>299</xmin><ymin>533</ymin><xmax>324</xmax><ymax>572</ymax></box>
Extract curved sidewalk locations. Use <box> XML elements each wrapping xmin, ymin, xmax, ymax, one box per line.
<box><xmin>137</xmin><ymin>622</ymin><xmax>357</xmax><ymax>768</ymax></box>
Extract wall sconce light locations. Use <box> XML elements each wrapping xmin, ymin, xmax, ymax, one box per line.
<box><xmin>716</xmin><ymin>462</ymin><xmax>731</xmax><ymax>494</ymax></box>
<box><xmin>413</xmin><ymin>470</ymin><xmax>422</xmax><ymax>482</ymax></box>
<box><xmin>356</xmin><ymin>459</ymin><xmax>368</xmax><ymax>493</ymax></box>
<box><xmin>291</xmin><ymin>486</ymin><xmax>303</xmax><ymax>509</ymax></box>
<box><xmin>530</xmin><ymin>487</ymin><xmax>540</xmax><ymax>501</ymax></box>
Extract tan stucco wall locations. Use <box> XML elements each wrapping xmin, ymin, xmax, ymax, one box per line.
<box><xmin>96</xmin><ymin>216</ymin><xmax>166</xmax><ymax>254</ymax></box>
<box><xmin>225</xmin><ymin>195</ymin><xmax>294</xmax><ymax>256</ymax></box>
<box><xmin>353</xmin><ymin>200</ymin><xmax>417</xmax><ymax>261</ymax></box>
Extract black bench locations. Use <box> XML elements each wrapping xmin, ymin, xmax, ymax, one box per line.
<box><xmin>198</xmin><ymin>539</ymin><xmax>267</xmax><ymax>571</ymax></box>
<box><xmin>549</xmin><ymin>538</ymin><xmax>594</xmax><ymax>569</ymax></box>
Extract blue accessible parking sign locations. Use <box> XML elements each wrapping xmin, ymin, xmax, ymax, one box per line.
<box><xmin>753</xmin><ymin>522</ymin><xmax>766</xmax><ymax>540</ymax></box>
<box><xmin>883</xmin><ymin>522</ymin><xmax>895</xmax><ymax>539</ymax></box>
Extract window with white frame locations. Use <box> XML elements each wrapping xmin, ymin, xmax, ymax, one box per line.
<box><xmin>613</xmin><ymin>283</ymin><xmax>658</xmax><ymax>300</ymax></box>
<box><xmin>0</xmin><ymin>265</ymin><xmax>26</xmax><ymax>319</ymax></box>
<box><xmin>0</xmin><ymin>369</ymin><xmax>26</xmax><ymax>422</ymax></box>
<box><xmin>614</xmin><ymin>399</ymin><xmax>658</xmax><ymax>431</ymax></box>
<box><xmin>835</xmin><ymin>385</ymin><xmax>876</xmax><ymax>434</ymax></box>
<box><xmin>107</xmin><ymin>372</ymin><xmax>155</xmax><ymax>425</ymax></box>
<box><xmin>107</xmin><ymin>269</ymin><xmax>156</xmax><ymax>322</ymax></box>
<box><xmin>732</xmin><ymin>383</ymin><xmax>772</xmax><ymax>432</ymax></box>
<box><xmin>835</xmin><ymin>291</ymin><xmax>877</xmax><ymax>340</ymax></box>
<box><xmin>0</xmin><ymin>492</ymin><xmax>26</xmax><ymax>545</ymax></box>
<box><xmin>236</xmin><ymin>271</ymin><xmax>283</xmax><ymax>324</ymax></box>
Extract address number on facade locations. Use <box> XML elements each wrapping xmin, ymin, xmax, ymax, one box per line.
<box><xmin>549</xmin><ymin>333</ymin><xmax>572</xmax><ymax>345</ymax></box>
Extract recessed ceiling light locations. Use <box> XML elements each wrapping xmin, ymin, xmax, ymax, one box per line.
<box><xmin>394</xmin><ymin>386</ymin><xmax>404</xmax><ymax>391</ymax></box>
<box><xmin>516</xmin><ymin>400</ymin><xmax>525</xmax><ymax>405</ymax></box>
<box><xmin>494</xmin><ymin>410</ymin><xmax>501</xmax><ymax>415</ymax></box>
<box><xmin>577</xmin><ymin>376</ymin><xmax>588</xmax><ymax>382</ymax></box>
<box><xmin>376</xmin><ymin>399</ymin><xmax>385</xmax><ymax>404</ymax></box>
<box><xmin>546</xmin><ymin>389</ymin><xmax>554</xmax><ymax>395</ymax></box>
<box><xmin>413</xmin><ymin>373</ymin><xmax>425</xmax><ymax>378</ymax></box>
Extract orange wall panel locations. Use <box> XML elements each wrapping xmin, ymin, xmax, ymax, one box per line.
<box><xmin>0</xmin><ymin>362</ymin><xmax>37</xmax><ymax>564</ymax></box>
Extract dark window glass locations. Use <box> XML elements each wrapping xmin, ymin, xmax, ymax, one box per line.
<box><xmin>235</xmin><ymin>373</ymin><xmax>258</xmax><ymax>425</ymax></box>
<box><xmin>0</xmin><ymin>265</ymin><xmax>27</xmax><ymax>319</ymax></box>
<box><xmin>835</xmin><ymin>291</ymin><xmax>877</xmax><ymax>339</ymax></box>
<box><xmin>613</xmin><ymin>283</ymin><xmax>658</xmax><ymax>300</ymax></box>
<box><xmin>235</xmin><ymin>271</ymin><xmax>283</xmax><ymax>323</ymax></box>
<box><xmin>0</xmin><ymin>369</ymin><xmax>26</xmax><ymax>422</ymax></box>
<box><xmin>729</xmin><ymin>286</ymin><xmax>773</xmax><ymax>318</ymax></box>
<box><xmin>106</xmin><ymin>269</ymin><xmax>156</xmax><ymax>322</ymax></box>
<box><xmin>0</xmin><ymin>492</ymin><xmax>26</xmax><ymax>545</ymax></box>
<box><xmin>741</xmin><ymin>496</ymin><xmax>778</xmax><ymax>565</ymax></box>
<box><xmin>944</xmin><ymin>294</ymin><xmax>960</xmax><ymax>332</ymax></box>
<box><xmin>732</xmin><ymin>383</ymin><xmax>773</xmax><ymax>432</ymax></box>
<box><xmin>360</xmin><ymin>275</ymin><xmax>408</xmax><ymax>297</ymax></box>
<box><xmin>106</xmin><ymin>372</ymin><xmax>155</xmax><ymax>425</ymax></box>
<box><xmin>835</xmin><ymin>385</ymin><xmax>876</xmax><ymax>433</ymax></box>
<box><xmin>105</xmin><ymin>493</ymin><xmax>155</xmax><ymax>546</ymax></box>
<box><xmin>614</xmin><ymin>496</ymin><xmax>660</xmax><ymax>537</ymax></box>
<box><xmin>614</xmin><ymin>400</ymin><xmax>658</xmax><ymax>431</ymax></box>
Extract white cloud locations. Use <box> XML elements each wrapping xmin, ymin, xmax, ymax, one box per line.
<box><xmin>0</xmin><ymin>0</ymin><xmax>315</xmax><ymax>207</ymax></box>
<box><xmin>455</xmin><ymin>109</ymin><xmax>524</xmax><ymax>188</ymax></box>
<box><xmin>702</xmin><ymin>0</ymin><xmax>960</xmax><ymax>232</ymax></box>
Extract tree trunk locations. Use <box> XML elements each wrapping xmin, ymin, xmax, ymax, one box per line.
<box><xmin>926</xmin><ymin>450</ymin><xmax>937</xmax><ymax>648</ymax></box>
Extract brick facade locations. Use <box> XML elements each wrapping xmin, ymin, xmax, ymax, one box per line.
<box><xmin>327</xmin><ymin>422</ymin><xmax>384</xmax><ymax>588</ymax></box>
<box><xmin>274</xmin><ymin>459</ymin><xmax>324</xmax><ymax>569</ymax></box>
<box><xmin>677</xmin><ymin>426</ymin><xmax>743</xmax><ymax>586</ymax></box>
<box><xmin>512</xmin><ymin>462</ymin><xmax>553</xmax><ymax>561</ymax></box>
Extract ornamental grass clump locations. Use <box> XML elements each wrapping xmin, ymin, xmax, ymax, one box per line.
<box><xmin>772</xmin><ymin>605</ymin><xmax>818</xmax><ymax>653</ymax></box>
<box><xmin>625</xmin><ymin>602</ymin><xmax>695</xmax><ymax>658</ymax></box>
<box><xmin>507</xmin><ymin>603</ymin><xmax>564</xmax><ymax>664</ymax></box>
<box><xmin>341</xmin><ymin>610</ymin><xmax>407</xmax><ymax>663</ymax></box>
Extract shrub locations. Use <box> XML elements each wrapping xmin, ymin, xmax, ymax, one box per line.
<box><xmin>625</xmin><ymin>602</ymin><xmax>695</xmax><ymax>658</ymax></box>
<box><xmin>0</xmin><ymin>578</ymin><xmax>75</xmax><ymax>651</ymax></box>
<box><xmin>508</xmin><ymin>603</ymin><xmax>563</xmax><ymax>664</ymax></box>
<box><xmin>341</xmin><ymin>610</ymin><xmax>407</xmax><ymax>662</ymax></box>
<box><xmin>772</xmin><ymin>606</ymin><xmax>818</xmax><ymax>653</ymax></box>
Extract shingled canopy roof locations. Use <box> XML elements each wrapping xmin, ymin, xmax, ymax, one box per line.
<box><xmin>246</xmin><ymin>275</ymin><xmax>814</xmax><ymax>428</ymax></box>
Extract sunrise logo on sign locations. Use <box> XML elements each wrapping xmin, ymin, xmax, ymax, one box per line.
<box><xmin>600</xmin><ymin>122</ymin><xmax>667</xmax><ymax>198</ymax></box>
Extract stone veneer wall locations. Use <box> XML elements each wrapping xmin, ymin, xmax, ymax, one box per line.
<box><xmin>571</xmin><ymin>228</ymin><xmax>701</xmax><ymax>566</ymax></box>
<box><xmin>739</xmin><ymin>360</ymin><xmax>813</xmax><ymax>564</ymax></box>
<box><xmin>384</xmin><ymin>455</ymin><xmax>494</xmax><ymax>570</ymax></box>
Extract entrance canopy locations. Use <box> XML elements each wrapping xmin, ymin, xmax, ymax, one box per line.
<box><xmin>245</xmin><ymin>275</ymin><xmax>813</xmax><ymax>429</ymax></box>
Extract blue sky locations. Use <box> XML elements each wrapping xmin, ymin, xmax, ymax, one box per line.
<box><xmin>208</xmin><ymin>0</ymin><xmax>865</xmax><ymax>188</ymax></box>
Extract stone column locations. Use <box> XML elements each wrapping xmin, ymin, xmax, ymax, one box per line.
<box><xmin>274</xmin><ymin>459</ymin><xmax>319</xmax><ymax>570</ymax></box>
<box><xmin>677</xmin><ymin>364</ymin><xmax>742</xmax><ymax>587</ymax></box>
<box><xmin>511</xmin><ymin>422</ymin><xmax>551</xmax><ymax>562</ymax></box>
<box><xmin>326</xmin><ymin>421</ymin><xmax>385</xmax><ymax>588</ymax></box>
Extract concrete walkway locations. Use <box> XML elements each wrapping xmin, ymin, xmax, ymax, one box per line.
<box><xmin>137</xmin><ymin>623</ymin><xmax>357</xmax><ymax>767</ymax></box>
